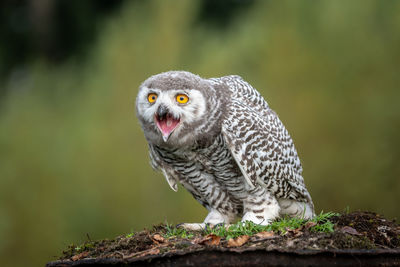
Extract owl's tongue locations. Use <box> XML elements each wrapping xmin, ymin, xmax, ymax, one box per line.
<box><xmin>156</xmin><ymin>113</ymin><xmax>180</xmax><ymax>142</ymax></box>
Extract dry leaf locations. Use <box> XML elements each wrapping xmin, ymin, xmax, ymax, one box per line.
<box><xmin>341</xmin><ymin>226</ymin><xmax>362</xmax><ymax>236</ymax></box>
<box><xmin>197</xmin><ymin>235</ymin><xmax>211</xmax><ymax>245</ymax></box>
<box><xmin>304</xmin><ymin>221</ymin><xmax>317</xmax><ymax>230</ymax></box>
<box><xmin>198</xmin><ymin>234</ymin><xmax>221</xmax><ymax>246</ymax></box>
<box><xmin>151</xmin><ymin>234</ymin><xmax>165</xmax><ymax>243</ymax></box>
<box><xmin>286</xmin><ymin>227</ymin><xmax>303</xmax><ymax>237</ymax></box>
<box><xmin>254</xmin><ymin>231</ymin><xmax>275</xmax><ymax>239</ymax></box>
<box><xmin>207</xmin><ymin>234</ymin><xmax>221</xmax><ymax>246</ymax></box>
<box><xmin>227</xmin><ymin>235</ymin><xmax>250</xmax><ymax>247</ymax></box>
<box><xmin>71</xmin><ymin>251</ymin><xmax>89</xmax><ymax>261</ymax></box>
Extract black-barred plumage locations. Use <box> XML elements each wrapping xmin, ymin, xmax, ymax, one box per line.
<box><xmin>136</xmin><ymin>71</ymin><xmax>314</xmax><ymax>229</ymax></box>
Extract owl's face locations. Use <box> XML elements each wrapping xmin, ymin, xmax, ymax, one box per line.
<box><xmin>136</xmin><ymin>71</ymin><xmax>211</xmax><ymax>147</ymax></box>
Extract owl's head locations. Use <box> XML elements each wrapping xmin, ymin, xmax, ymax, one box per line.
<box><xmin>136</xmin><ymin>71</ymin><xmax>219</xmax><ymax>147</ymax></box>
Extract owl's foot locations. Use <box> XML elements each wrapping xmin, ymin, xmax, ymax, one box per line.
<box><xmin>177</xmin><ymin>222</ymin><xmax>233</xmax><ymax>231</ymax></box>
<box><xmin>242</xmin><ymin>193</ymin><xmax>281</xmax><ymax>225</ymax></box>
<box><xmin>176</xmin><ymin>223</ymin><xmax>207</xmax><ymax>231</ymax></box>
<box><xmin>241</xmin><ymin>212</ymin><xmax>271</xmax><ymax>225</ymax></box>
<box><xmin>177</xmin><ymin>210</ymin><xmax>235</xmax><ymax>231</ymax></box>
<box><xmin>204</xmin><ymin>209</ymin><xmax>235</xmax><ymax>225</ymax></box>
<box><xmin>278</xmin><ymin>199</ymin><xmax>315</xmax><ymax>219</ymax></box>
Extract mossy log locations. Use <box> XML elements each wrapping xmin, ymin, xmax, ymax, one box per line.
<box><xmin>46</xmin><ymin>211</ymin><xmax>400</xmax><ymax>267</ymax></box>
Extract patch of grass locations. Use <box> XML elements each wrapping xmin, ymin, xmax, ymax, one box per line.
<box><xmin>309</xmin><ymin>211</ymin><xmax>338</xmax><ymax>233</ymax></box>
<box><xmin>203</xmin><ymin>211</ymin><xmax>339</xmax><ymax>239</ymax></box>
<box><xmin>163</xmin><ymin>222</ymin><xmax>194</xmax><ymax>239</ymax></box>
<box><xmin>205</xmin><ymin>220</ymin><xmax>269</xmax><ymax>240</ymax></box>
<box><xmin>125</xmin><ymin>212</ymin><xmax>338</xmax><ymax>241</ymax></box>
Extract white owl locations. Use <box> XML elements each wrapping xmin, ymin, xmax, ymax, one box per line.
<box><xmin>136</xmin><ymin>71</ymin><xmax>314</xmax><ymax>230</ymax></box>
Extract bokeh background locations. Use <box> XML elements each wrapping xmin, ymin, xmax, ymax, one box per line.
<box><xmin>0</xmin><ymin>0</ymin><xmax>399</xmax><ymax>266</ymax></box>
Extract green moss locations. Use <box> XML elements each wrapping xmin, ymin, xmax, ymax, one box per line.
<box><xmin>62</xmin><ymin>241</ymin><xmax>97</xmax><ymax>258</ymax></box>
<box><xmin>201</xmin><ymin>211</ymin><xmax>339</xmax><ymax>239</ymax></box>
<box><xmin>335</xmin><ymin>234</ymin><xmax>375</xmax><ymax>249</ymax></box>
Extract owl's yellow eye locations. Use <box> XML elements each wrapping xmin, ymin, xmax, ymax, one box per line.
<box><xmin>176</xmin><ymin>94</ymin><xmax>189</xmax><ymax>104</ymax></box>
<box><xmin>147</xmin><ymin>93</ymin><xmax>157</xmax><ymax>103</ymax></box>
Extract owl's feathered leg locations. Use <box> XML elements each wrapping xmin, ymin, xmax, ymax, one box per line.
<box><xmin>241</xmin><ymin>188</ymin><xmax>280</xmax><ymax>225</ymax></box>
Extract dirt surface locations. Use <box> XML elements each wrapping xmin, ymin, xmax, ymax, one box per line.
<box><xmin>50</xmin><ymin>211</ymin><xmax>400</xmax><ymax>265</ymax></box>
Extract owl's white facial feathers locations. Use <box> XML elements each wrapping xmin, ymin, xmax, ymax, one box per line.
<box><xmin>136</xmin><ymin>86</ymin><xmax>207</xmax><ymax>145</ymax></box>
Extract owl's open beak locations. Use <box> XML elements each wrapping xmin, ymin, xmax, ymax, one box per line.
<box><xmin>155</xmin><ymin>105</ymin><xmax>180</xmax><ymax>142</ymax></box>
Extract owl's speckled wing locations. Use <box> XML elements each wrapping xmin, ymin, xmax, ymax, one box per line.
<box><xmin>213</xmin><ymin>76</ymin><xmax>312</xmax><ymax>203</ymax></box>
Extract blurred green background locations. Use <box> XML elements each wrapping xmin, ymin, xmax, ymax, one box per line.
<box><xmin>1</xmin><ymin>0</ymin><xmax>399</xmax><ymax>266</ymax></box>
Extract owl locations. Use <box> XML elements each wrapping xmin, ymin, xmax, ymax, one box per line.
<box><xmin>136</xmin><ymin>71</ymin><xmax>314</xmax><ymax>230</ymax></box>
